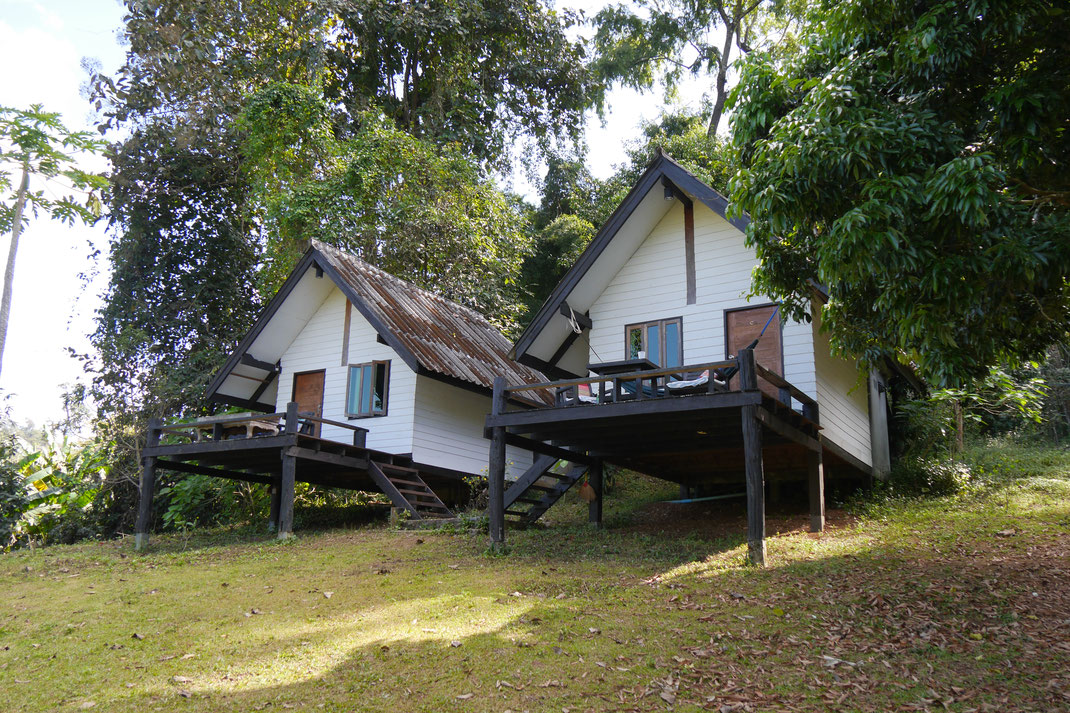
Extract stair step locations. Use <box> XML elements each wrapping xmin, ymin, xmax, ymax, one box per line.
<box><xmin>515</xmin><ymin>497</ymin><xmax>545</xmax><ymax>505</ymax></box>
<box><xmin>388</xmin><ymin>476</ymin><xmax>427</xmax><ymax>488</ymax></box>
<box><xmin>378</xmin><ymin>463</ymin><xmax>419</xmax><ymax>473</ymax></box>
<box><xmin>396</xmin><ymin>487</ymin><xmax>435</xmax><ymax>498</ymax></box>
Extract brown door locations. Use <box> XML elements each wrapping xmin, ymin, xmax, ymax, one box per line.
<box><xmin>292</xmin><ymin>370</ymin><xmax>325</xmax><ymax>436</ymax></box>
<box><xmin>726</xmin><ymin>305</ymin><xmax>783</xmax><ymax>398</ymax></box>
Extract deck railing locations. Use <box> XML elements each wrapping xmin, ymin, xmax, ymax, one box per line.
<box><xmin>151</xmin><ymin>402</ymin><xmax>369</xmax><ymax>448</ymax></box>
<box><xmin>499</xmin><ymin>348</ymin><xmax>817</xmax><ymax>413</ymax></box>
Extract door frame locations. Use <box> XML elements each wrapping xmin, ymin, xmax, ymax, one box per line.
<box><xmin>291</xmin><ymin>369</ymin><xmax>326</xmax><ymax>437</ymax></box>
<box><xmin>723</xmin><ymin>302</ymin><xmax>785</xmax><ymax>373</ymax></box>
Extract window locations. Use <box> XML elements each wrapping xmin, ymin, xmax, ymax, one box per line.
<box><xmin>625</xmin><ymin>318</ymin><xmax>683</xmax><ymax>367</ymax></box>
<box><xmin>346</xmin><ymin>361</ymin><xmax>389</xmax><ymax>417</ymax></box>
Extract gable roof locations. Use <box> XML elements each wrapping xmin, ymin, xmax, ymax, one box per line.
<box><xmin>206</xmin><ymin>241</ymin><xmax>548</xmax><ymax>410</ymax></box>
<box><xmin>511</xmin><ymin>151</ymin><xmax>749</xmax><ymax>375</ymax></box>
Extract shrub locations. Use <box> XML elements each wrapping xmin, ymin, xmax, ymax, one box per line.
<box><xmin>888</xmin><ymin>458</ymin><xmax>973</xmax><ymax>497</ymax></box>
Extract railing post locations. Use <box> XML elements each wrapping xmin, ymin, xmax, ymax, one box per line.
<box><xmin>135</xmin><ymin>418</ymin><xmax>161</xmax><ymax>551</ymax></box>
<box><xmin>803</xmin><ymin>402</ymin><xmax>825</xmax><ymax>533</ymax></box>
<box><xmin>284</xmin><ymin>401</ymin><xmax>299</xmax><ymax>434</ymax></box>
<box><xmin>488</xmin><ymin>376</ymin><xmax>507</xmax><ymax>551</ymax></box>
<box><xmin>738</xmin><ymin>348</ymin><xmax>757</xmax><ymax>391</ymax></box>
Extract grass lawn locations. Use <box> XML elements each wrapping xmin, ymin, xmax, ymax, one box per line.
<box><xmin>1</xmin><ymin>444</ymin><xmax>1068</xmax><ymax>712</ymax></box>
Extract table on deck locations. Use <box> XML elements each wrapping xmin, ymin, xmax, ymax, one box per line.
<box><xmin>586</xmin><ymin>358</ymin><xmax>658</xmax><ymax>376</ymax></box>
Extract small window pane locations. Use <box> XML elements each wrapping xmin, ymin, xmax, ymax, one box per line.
<box><xmin>647</xmin><ymin>325</ymin><xmax>660</xmax><ymax>365</ymax></box>
<box><xmin>361</xmin><ymin>364</ymin><xmax>373</xmax><ymax>414</ymax></box>
<box><xmin>664</xmin><ymin>321</ymin><xmax>681</xmax><ymax>367</ymax></box>
<box><xmin>627</xmin><ymin>327</ymin><xmax>643</xmax><ymax>359</ymax></box>
<box><xmin>373</xmin><ymin>363</ymin><xmax>387</xmax><ymax>412</ymax></box>
<box><xmin>353</xmin><ymin>363</ymin><xmax>370</xmax><ymax>413</ymax></box>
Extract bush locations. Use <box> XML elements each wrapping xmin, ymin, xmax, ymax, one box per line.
<box><xmin>887</xmin><ymin>458</ymin><xmax>974</xmax><ymax>497</ymax></box>
<box><xmin>0</xmin><ymin>442</ymin><xmax>28</xmax><ymax>550</ymax></box>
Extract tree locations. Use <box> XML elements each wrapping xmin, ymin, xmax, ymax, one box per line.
<box><xmin>238</xmin><ymin>83</ymin><xmax>534</xmax><ymax>332</ymax></box>
<box><xmin>729</xmin><ymin>0</ymin><xmax>1070</xmax><ymax>387</ymax></box>
<box><xmin>0</xmin><ymin>106</ymin><xmax>107</xmax><ymax>379</ymax></box>
<box><xmin>326</xmin><ymin>0</ymin><xmax>593</xmax><ymax>167</ymax></box>
<box><xmin>592</xmin><ymin>0</ymin><xmax>800</xmax><ymax>136</ymax></box>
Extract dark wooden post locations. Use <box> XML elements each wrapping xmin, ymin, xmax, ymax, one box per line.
<box><xmin>135</xmin><ymin>418</ymin><xmax>161</xmax><ymax>551</ymax></box>
<box><xmin>488</xmin><ymin>377</ymin><xmax>507</xmax><ymax>551</ymax></box>
<box><xmin>803</xmin><ymin>402</ymin><xmax>825</xmax><ymax>533</ymax></box>
<box><xmin>588</xmin><ymin>458</ymin><xmax>603</xmax><ymax>528</ymax></box>
<box><xmin>277</xmin><ymin>402</ymin><xmax>299</xmax><ymax>540</ymax></box>
<box><xmin>739</xmin><ymin>348</ymin><xmax>766</xmax><ymax>566</ymax></box>
<box><xmin>267</xmin><ymin>481</ymin><xmax>281</xmax><ymax>532</ymax></box>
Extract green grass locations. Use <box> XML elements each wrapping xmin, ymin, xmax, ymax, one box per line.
<box><xmin>1</xmin><ymin>447</ymin><xmax>1068</xmax><ymax>712</ymax></box>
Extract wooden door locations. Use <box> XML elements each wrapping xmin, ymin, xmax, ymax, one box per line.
<box><xmin>292</xmin><ymin>370</ymin><xmax>325</xmax><ymax>436</ymax></box>
<box><xmin>726</xmin><ymin>305</ymin><xmax>783</xmax><ymax>398</ymax></box>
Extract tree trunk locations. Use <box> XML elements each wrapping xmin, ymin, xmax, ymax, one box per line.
<box><xmin>707</xmin><ymin>19</ymin><xmax>737</xmax><ymax>138</ymax></box>
<box><xmin>0</xmin><ymin>162</ymin><xmax>30</xmax><ymax>380</ymax></box>
<box><xmin>953</xmin><ymin>400</ymin><xmax>965</xmax><ymax>454</ymax></box>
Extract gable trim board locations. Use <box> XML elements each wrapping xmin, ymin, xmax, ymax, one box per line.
<box><xmin>205</xmin><ymin>250</ymin><xmax>322</xmax><ymax>411</ymax></box>
<box><xmin>512</xmin><ymin>151</ymin><xmax>750</xmax><ymax>376</ymax></box>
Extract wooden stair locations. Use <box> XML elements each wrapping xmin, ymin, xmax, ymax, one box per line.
<box><xmin>502</xmin><ymin>454</ymin><xmax>588</xmax><ymax>527</ymax></box>
<box><xmin>367</xmin><ymin>461</ymin><xmax>454</xmax><ymax>520</ymax></box>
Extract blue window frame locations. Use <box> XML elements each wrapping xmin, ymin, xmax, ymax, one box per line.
<box><xmin>346</xmin><ymin>360</ymin><xmax>389</xmax><ymax>418</ymax></box>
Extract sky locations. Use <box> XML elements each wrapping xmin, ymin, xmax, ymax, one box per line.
<box><xmin>0</xmin><ymin>0</ymin><xmax>713</xmax><ymax>431</ymax></box>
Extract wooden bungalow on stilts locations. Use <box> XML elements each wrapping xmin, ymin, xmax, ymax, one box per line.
<box><xmin>484</xmin><ymin>151</ymin><xmax>908</xmax><ymax>565</ymax></box>
<box><xmin>134</xmin><ymin>241</ymin><xmax>547</xmax><ymax>549</ymax></box>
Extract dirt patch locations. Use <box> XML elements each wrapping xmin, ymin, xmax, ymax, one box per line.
<box><xmin>623</xmin><ymin>497</ymin><xmax>857</xmax><ymax>539</ymax></box>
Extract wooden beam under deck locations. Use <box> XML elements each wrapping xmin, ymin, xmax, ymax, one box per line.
<box><xmin>487</xmin><ymin>389</ymin><xmax>762</xmax><ymax>432</ymax></box>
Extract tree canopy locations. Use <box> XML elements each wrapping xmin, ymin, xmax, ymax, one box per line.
<box><xmin>238</xmin><ymin>83</ymin><xmax>534</xmax><ymax>332</ymax></box>
<box><xmin>592</xmin><ymin>0</ymin><xmax>801</xmax><ymax>136</ymax></box>
<box><xmin>729</xmin><ymin>0</ymin><xmax>1070</xmax><ymax>386</ymax></box>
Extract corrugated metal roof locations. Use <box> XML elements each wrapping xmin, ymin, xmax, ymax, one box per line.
<box><xmin>314</xmin><ymin>241</ymin><xmax>550</xmax><ymax>394</ymax></box>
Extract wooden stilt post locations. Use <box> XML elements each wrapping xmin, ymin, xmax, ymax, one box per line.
<box><xmin>278</xmin><ymin>402</ymin><xmax>298</xmax><ymax>540</ymax></box>
<box><xmin>739</xmin><ymin>348</ymin><xmax>766</xmax><ymax>566</ymax></box>
<box><xmin>135</xmin><ymin>418</ymin><xmax>161</xmax><ymax>551</ymax></box>
<box><xmin>267</xmin><ymin>480</ymin><xmax>281</xmax><ymax>532</ymax></box>
<box><xmin>488</xmin><ymin>377</ymin><xmax>507</xmax><ymax>551</ymax></box>
<box><xmin>589</xmin><ymin>458</ymin><xmax>603</xmax><ymax>528</ymax></box>
<box><xmin>803</xmin><ymin>402</ymin><xmax>825</xmax><ymax>533</ymax></box>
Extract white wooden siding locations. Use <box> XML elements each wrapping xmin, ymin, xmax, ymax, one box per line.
<box><xmin>411</xmin><ymin>376</ymin><xmax>532</xmax><ymax>479</ymax></box>
<box><xmin>276</xmin><ymin>287</ymin><xmax>416</xmax><ymax>454</ymax></box>
<box><xmin>587</xmin><ymin>201</ymin><xmax>817</xmax><ymax>400</ymax></box>
<box><xmin>812</xmin><ymin>311</ymin><xmax>873</xmax><ymax>466</ymax></box>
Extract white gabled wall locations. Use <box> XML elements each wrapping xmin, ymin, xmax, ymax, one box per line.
<box><xmin>587</xmin><ymin>201</ymin><xmax>817</xmax><ymax>399</ymax></box>
<box><xmin>275</xmin><ymin>287</ymin><xmax>416</xmax><ymax>454</ymax></box>
<box><xmin>812</xmin><ymin>310</ymin><xmax>873</xmax><ymax>467</ymax></box>
<box><xmin>411</xmin><ymin>376</ymin><xmax>532</xmax><ymax>479</ymax></box>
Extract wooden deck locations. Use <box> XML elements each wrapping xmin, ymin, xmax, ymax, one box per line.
<box><xmin>485</xmin><ymin>348</ymin><xmax>840</xmax><ymax>566</ymax></box>
<box><xmin>134</xmin><ymin>403</ymin><xmax>466</xmax><ymax>550</ymax></box>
